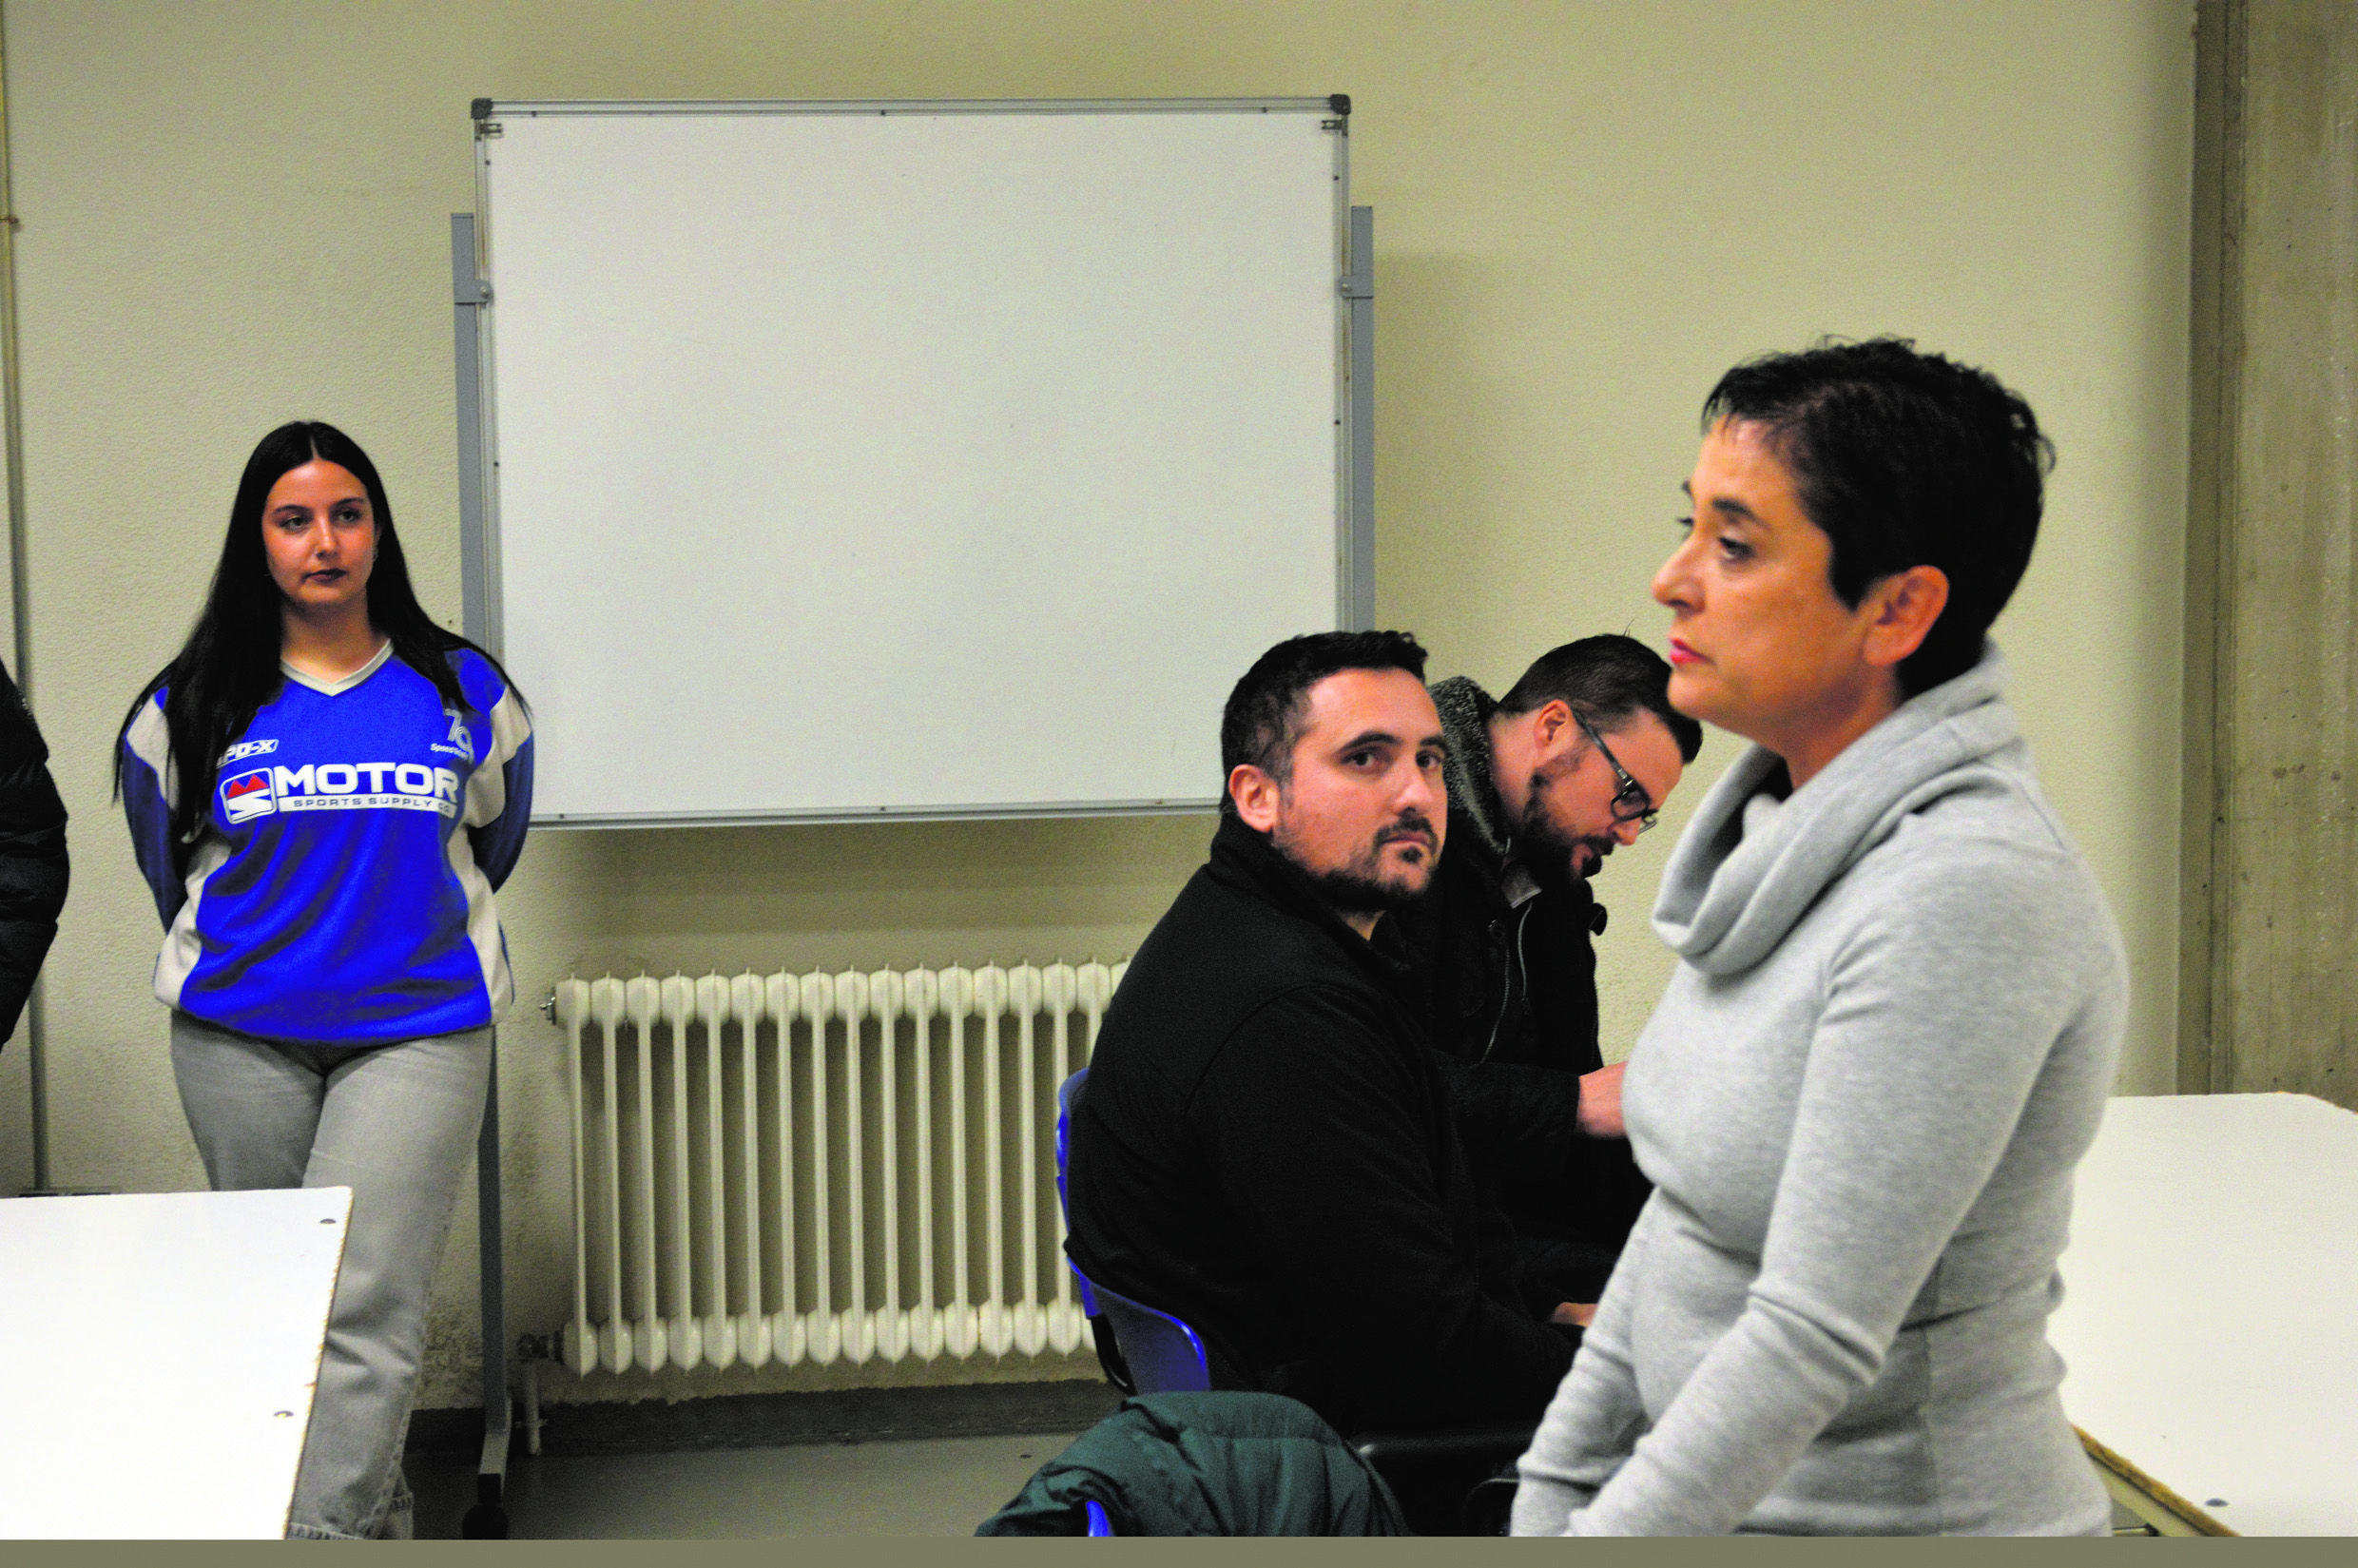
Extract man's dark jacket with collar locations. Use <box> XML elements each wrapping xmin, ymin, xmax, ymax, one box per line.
<box><xmin>1390</xmin><ymin>676</ymin><xmax>1651</xmax><ymax>1296</ymax></box>
<box><xmin>0</xmin><ymin>657</ymin><xmax>66</xmax><ymax>1045</ymax></box>
<box><xmin>1066</xmin><ymin>815</ymin><xmax>1574</xmax><ymax>1437</ymax></box>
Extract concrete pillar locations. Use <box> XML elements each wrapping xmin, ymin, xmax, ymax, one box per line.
<box><xmin>2185</xmin><ymin>0</ymin><xmax>2358</xmax><ymax>1107</ymax></box>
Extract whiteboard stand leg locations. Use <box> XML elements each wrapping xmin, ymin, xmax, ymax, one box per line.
<box><xmin>463</xmin><ymin>1033</ymin><xmax>512</xmax><ymax>1540</ymax></box>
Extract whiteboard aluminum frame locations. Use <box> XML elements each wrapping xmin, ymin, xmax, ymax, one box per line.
<box><xmin>455</xmin><ymin>97</ymin><xmax>1366</xmax><ymax>828</ymax></box>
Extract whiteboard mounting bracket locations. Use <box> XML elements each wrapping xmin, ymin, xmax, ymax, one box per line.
<box><xmin>1343</xmin><ymin>204</ymin><xmax>1375</xmax><ymax>629</ymax></box>
<box><xmin>451</xmin><ymin>212</ymin><xmax>498</xmax><ymax>651</ymax></box>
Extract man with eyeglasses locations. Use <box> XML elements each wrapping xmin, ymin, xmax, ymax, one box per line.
<box><xmin>1396</xmin><ymin>634</ymin><xmax>1702</xmax><ymax>1310</ymax></box>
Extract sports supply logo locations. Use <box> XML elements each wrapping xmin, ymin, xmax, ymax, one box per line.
<box><xmin>218</xmin><ymin>761</ymin><xmax>463</xmax><ymax>823</ymax></box>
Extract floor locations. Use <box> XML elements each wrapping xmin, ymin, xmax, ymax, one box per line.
<box><xmin>409</xmin><ymin>1430</ymin><xmax>1075</xmax><ymax>1538</ymax></box>
<box><xmin>406</xmin><ymin>1423</ymin><xmax>2156</xmax><ymax>1539</ymax></box>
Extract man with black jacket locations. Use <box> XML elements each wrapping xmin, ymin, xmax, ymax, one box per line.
<box><xmin>1067</xmin><ymin>630</ymin><xmax>1577</xmax><ymax>1441</ymax></box>
<box><xmin>1395</xmin><ymin>637</ymin><xmax>1699</xmax><ymax>1307</ymax></box>
<box><xmin>0</xmin><ymin>656</ymin><xmax>68</xmax><ymax>1047</ymax></box>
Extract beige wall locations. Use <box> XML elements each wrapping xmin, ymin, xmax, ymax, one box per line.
<box><xmin>1</xmin><ymin>1</ymin><xmax>2194</xmax><ymax>1406</ymax></box>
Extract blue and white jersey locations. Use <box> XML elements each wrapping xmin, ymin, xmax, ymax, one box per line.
<box><xmin>121</xmin><ymin>642</ymin><xmax>533</xmax><ymax>1046</ymax></box>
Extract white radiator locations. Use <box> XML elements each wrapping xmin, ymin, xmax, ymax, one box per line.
<box><xmin>550</xmin><ymin>960</ymin><xmax>1127</xmax><ymax>1376</ymax></box>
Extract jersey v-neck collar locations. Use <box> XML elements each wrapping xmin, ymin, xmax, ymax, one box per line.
<box><xmin>280</xmin><ymin>638</ymin><xmax>395</xmax><ymax>696</ymax></box>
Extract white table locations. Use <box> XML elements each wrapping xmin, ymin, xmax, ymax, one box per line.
<box><xmin>0</xmin><ymin>1186</ymin><xmax>351</xmax><ymax>1539</ymax></box>
<box><xmin>2053</xmin><ymin>1093</ymin><xmax>2358</xmax><ymax>1536</ymax></box>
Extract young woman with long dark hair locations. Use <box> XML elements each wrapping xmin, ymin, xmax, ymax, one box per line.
<box><xmin>116</xmin><ymin>420</ymin><xmax>532</xmax><ymax>1539</ymax></box>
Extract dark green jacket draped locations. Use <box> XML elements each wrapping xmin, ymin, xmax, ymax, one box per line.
<box><xmin>976</xmin><ymin>1392</ymin><xmax>1409</xmax><ymax>1538</ymax></box>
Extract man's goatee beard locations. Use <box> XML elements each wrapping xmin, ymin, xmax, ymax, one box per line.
<box><xmin>1304</xmin><ymin>861</ymin><xmax>1431</xmax><ymax>918</ymax></box>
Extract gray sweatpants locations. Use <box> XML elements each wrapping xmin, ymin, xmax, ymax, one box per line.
<box><xmin>170</xmin><ymin>1012</ymin><xmax>490</xmax><ymax>1540</ymax></box>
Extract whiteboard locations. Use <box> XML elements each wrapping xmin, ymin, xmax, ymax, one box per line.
<box><xmin>467</xmin><ymin>100</ymin><xmax>1359</xmax><ymax>825</ymax></box>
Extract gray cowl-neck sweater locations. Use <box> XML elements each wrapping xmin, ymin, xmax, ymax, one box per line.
<box><xmin>1512</xmin><ymin>645</ymin><xmax>2125</xmax><ymax>1536</ymax></box>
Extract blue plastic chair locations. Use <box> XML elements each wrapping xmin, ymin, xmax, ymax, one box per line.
<box><xmin>1056</xmin><ymin>1069</ymin><xmax>1213</xmax><ymax>1394</ymax></box>
<box><xmin>1053</xmin><ymin>1070</ymin><xmax>1098</xmax><ymax>1320</ymax></box>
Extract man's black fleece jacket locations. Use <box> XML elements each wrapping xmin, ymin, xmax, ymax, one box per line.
<box><xmin>1066</xmin><ymin>816</ymin><xmax>1573</xmax><ymax>1436</ymax></box>
<box><xmin>0</xmin><ymin>658</ymin><xmax>66</xmax><ymax>1045</ymax></box>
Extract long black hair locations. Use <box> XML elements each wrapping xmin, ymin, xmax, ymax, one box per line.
<box><xmin>114</xmin><ymin>420</ymin><xmax>522</xmax><ymax>857</ymax></box>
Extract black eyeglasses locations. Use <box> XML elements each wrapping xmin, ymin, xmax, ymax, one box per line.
<box><xmin>1575</xmin><ymin>711</ymin><xmax>1659</xmax><ymax>833</ymax></box>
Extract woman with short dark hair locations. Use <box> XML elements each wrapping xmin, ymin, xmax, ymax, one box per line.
<box><xmin>1512</xmin><ymin>340</ymin><xmax>2124</xmax><ymax>1536</ymax></box>
<box><xmin>116</xmin><ymin>421</ymin><xmax>532</xmax><ymax>1539</ymax></box>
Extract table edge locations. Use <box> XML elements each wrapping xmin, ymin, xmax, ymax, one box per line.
<box><xmin>2077</xmin><ymin>1426</ymin><xmax>2234</xmax><ymax>1537</ymax></box>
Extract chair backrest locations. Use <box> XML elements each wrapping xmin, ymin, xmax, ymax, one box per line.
<box><xmin>1055</xmin><ymin>1067</ymin><xmax>1213</xmax><ymax>1394</ymax></box>
<box><xmin>1054</xmin><ymin>1068</ymin><xmax>1098</xmax><ymax>1318</ymax></box>
<box><xmin>1088</xmin><ymin>1277</ymin><xmax>1212</xmax><ymax>1394</ymax></box>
